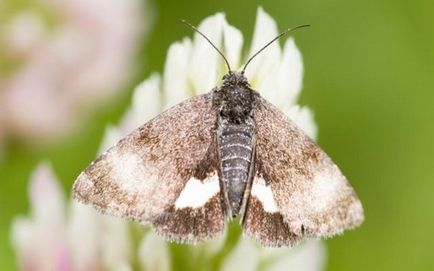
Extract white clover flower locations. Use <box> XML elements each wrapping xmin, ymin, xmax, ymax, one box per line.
<box><xmin>101</xmin><ymin>7</ymin><xmax>323</xmax><ymax>271</ymax></box>
<box><xmin>111</xmin><ymin>7</ymin><xmax>316</xmax><ymax>139</ymax></box>
<box><xmin>11</xmin><ymin>162</ymin><xmax>133</xmax><ymax>271</ymax></box>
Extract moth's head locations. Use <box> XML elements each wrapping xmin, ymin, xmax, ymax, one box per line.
<box><xmin>218</xmin><ymin>71</ymin><xmax>253</xmax><ymax>124</ymax></box>
<box><xmin>222</xmin><ymin>71</ymin><xmax>248</xmax><ymax>87</ymax></box>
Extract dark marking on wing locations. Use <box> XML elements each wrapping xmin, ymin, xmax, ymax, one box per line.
<box><xmin>243</xmin><ymin>196</ymin><xmax>298</xmax><ymax>247</ymax></box>
<box><xmin>153</xmin><ymin>194</ymin><xmax>225</xmax><ymax>243</ymax></box>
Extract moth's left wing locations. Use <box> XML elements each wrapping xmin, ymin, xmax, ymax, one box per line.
<box><xmin>73</xmin><ymin>93</ymin><xmax>225</xmax><ymax>243</ymax></box>
<box><xmin>242</xmin><ymin>96</ymin><xmax>364</xmax><ymax>247</ymax></box>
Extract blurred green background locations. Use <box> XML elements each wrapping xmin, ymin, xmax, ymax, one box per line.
<box><xmin>1</xmin><ymin>0</ymin><xmax>434</xmax><ymax>270</ymax></box>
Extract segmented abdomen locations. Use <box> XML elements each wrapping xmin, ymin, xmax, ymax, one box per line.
<box><xmin>218</xmin><ymin>123</ymin><xmax>254</xmax><ymax>216</ymax></box>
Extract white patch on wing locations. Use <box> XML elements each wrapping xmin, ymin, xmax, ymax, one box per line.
<box><xmin>175</xmin><ymin>173</ymin><xmax>219</xmax><ymax>209</ymax></box>
<box><xmin>109</xmin><ymin>149</ymin><xmax>152</xmax><ymax>193</ymax></box>
<box><xmin>251</xmin><ymin>177</ymin><xmax>278</xmax><ymax>213</ymax></box>
<box><xmin>310</xmin><ymin>167</ymin><xmax>341</xmax><ymax>212</ymax></box>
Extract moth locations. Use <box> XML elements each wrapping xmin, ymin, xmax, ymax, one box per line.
<box><xmin>73</xmin><ymin>21</ymin><xmax>363</xmax><ymax>247</ymax></box>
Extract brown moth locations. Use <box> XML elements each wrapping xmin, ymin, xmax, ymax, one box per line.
<box><xmin>73</xmin><ymin>22</ymin><xmax>364</xmax><ymax>247</ymax></box>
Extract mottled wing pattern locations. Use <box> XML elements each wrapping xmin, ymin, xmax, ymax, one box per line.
<box><xmin>73</xmin><ymin>93</ymin><xmax>226</xmax><ymax>243</ymax></box>
<box><xmin>243</xmin><ymin>96</ymin><xmax>364</xmax><ymax>247</ymax></box>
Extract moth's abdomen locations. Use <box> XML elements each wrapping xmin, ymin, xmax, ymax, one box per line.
<box><xmin>218</xmin><ymin>123</ymin><xmax>254</xmax><ymax>216</ymax></box>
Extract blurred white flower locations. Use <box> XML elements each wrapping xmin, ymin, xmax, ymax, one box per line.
<box><xmin>221</xmin><ymin>238</ymin><xmax>260</xmax><ymax>271</ymax></box>
<box><xmin>0</xmin><ymin>0</ymin><xmax>148</xmax><ymax>146</ymax></box>
<box><xmin>263</xmin><ymin>240</ymin><xmax>326</xmax><ymax>271</ymax></box>
<box><xmin>110</xmin><ymin>7</ymin><xmax>316</xmax><ymax>137</ymax></box>
<box><xmin>101</xmin><ymin>6</ymin><xmax>323</xmax><ymax>271</ymax></box>
<box><xmin>138</xmin><ymin>233</ymin><xmax>171</xmax><ymax>271</ymax></box>
<box><xmin>11</xmin><ymin>162</ymin><xmax>133</xmax><ymax>271</ymax></box>
<box><xmin>11</xmin><ymin>162</ymin><xmax>69</xmax><ymax>271</ymax></box>
<box><xmin>221</xmin><ymin>238</ymin><xmax>325</xmax><ymax>271</ymax></box>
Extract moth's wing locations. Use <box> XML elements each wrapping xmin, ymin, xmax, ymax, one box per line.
<box><xmin>243</xmin><ymin>96</ymin><xmax>364</xmax><ymax>247</ymax></box>
<box><xmin>73</xmin><ymin>93</ymin><xmax>226</xmax><ymax>243</ymax></box>
<box><xmin>152</xmin><ymin>138</ymin><xmax>225</xmax><ymax>243</ymax></box>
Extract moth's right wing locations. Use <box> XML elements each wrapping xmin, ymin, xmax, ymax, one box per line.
<box><xmin>73</xmin><ymin>93</ymin><xmax>226</xmax><ymax>243</ymax></box>
<box><xmin>243</xmin><ymin>96</ymin><xmax>363</xmax><ymax>247</ymax></box>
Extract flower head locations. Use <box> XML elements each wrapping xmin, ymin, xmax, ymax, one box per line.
<box><xmin>100</xmin><ymin>7</ymin><xmax>322</xmax><ymax>270</ymax></box>
<box><xmin>11</xmin><ymin>162</ymin><xmax>133</xmax><ymax>271</ymax></box>
<box><xmin>0</xmin><ymin>0</ymin><xmax>147</xmax><ymax>145</ymax></box>
<box><xmin>117</xmin><ymin>7</ymin><xmax>316</xmax><ymax>139</ymax></box>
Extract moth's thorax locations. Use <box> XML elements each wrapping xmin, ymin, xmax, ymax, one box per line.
<box><xmin>217</xmin><ymin>71</ymin><xmax>254</xmax><ymax>125</ymax></box>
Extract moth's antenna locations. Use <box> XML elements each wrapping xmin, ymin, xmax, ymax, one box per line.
<box><xmin>180</xmin><ymin>19</ymin><xmax>232</xmax><ymax>72</ymax></box>
<box><xmin>242</xmin><ymin>24</ymin><xmax>310</xmax><ymax>73</ymax></box>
